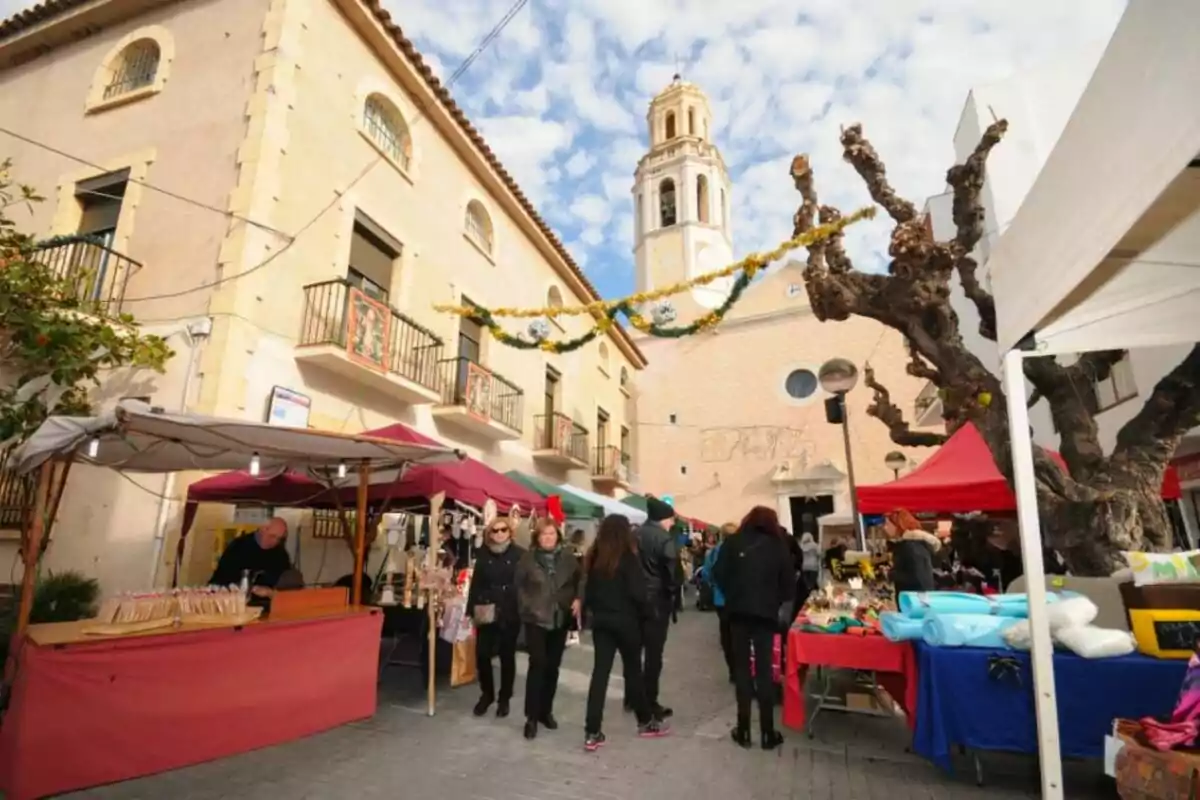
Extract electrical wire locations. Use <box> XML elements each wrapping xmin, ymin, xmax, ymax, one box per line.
<box><xmin>113</xmin><ymin>0</ymin><xmax>531</xmax><ymax>305</ymax></box>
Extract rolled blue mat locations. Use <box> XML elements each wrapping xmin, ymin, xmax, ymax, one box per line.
<box><xmin>898</xmin><ymin>590</ymin><xmax>1063</xmax><ymax>619</ymax></box>
<box><xmin>880</xmin><ymin>611</ymin><xmax>925</xmax><ymax>642</ymax></box>
<box><xmin>922</xmin><ymin>613</ymin><xmax>1019</xmax><ymax>649</ymax></box>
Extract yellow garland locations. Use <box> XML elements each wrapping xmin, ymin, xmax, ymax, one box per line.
<box><xmin>433</xmin><ymin>206</ymin><xmax>876</xmax><ymax>320</ymax></box>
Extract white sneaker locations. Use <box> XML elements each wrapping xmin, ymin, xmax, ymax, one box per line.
<box><xmin>566</xmin><ymin>632</ymin><xmax>580</xmax><ymax>647</ymax></box>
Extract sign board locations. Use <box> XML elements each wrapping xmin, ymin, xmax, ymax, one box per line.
<box><xmin>266</xmin><ymin>386</ymin><xmax>311</xmax><ymax>428</ymax></box>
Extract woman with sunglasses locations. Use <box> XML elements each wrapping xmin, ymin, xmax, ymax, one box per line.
<box><xmin>466</xmin><ymin>517</ymin><xmax>524</xmax><ymax>718</ymax></box>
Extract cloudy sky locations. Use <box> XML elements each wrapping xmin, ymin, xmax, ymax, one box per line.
<box><xmin>3</xmin><ymin>0</ymin><xmax>1128</xmax><ymax>299</ymax></box>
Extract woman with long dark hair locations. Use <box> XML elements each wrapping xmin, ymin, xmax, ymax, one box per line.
<box><xmin>713</xmin><ymin>506</ymin><xmax>794</xmax><ymax>750</ymax></box>
<box><xmin>581</xmin><ymin>514</ymin><xmax>671</xmax><ymax>751</ymax></box>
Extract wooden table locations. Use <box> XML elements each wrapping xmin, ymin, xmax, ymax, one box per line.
<box><xmin>0</xmin><ymin>605</ymin><xmax>382</xmax><ymax>800</ymax></box>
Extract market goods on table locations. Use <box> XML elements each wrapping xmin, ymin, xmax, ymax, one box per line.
<box><xmin>85</xmin><ymin>587</ymin><xmax>262</xmax><ymax>635</ymax></box>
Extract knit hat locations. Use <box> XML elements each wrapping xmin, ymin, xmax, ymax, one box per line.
<box><xmin>646</xmin><ymin>496</ymin><xmax>675</xmax><ymax>522</ymax></box>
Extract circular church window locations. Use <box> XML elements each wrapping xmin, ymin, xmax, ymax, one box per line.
<box><xmin>784</xmin><ymin>369</ymin><xmax>818</xmax><ymax>400</ymax></box>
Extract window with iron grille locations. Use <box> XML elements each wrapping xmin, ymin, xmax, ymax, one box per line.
<box><xmin>103</xmin><ymin>40</ymin><xmax>161</xmax><ymax>100</ymax></box>
<box><xmin>465</xmin><ymin>201</ymin><xmax>493</xmax><ymax>255</ymax></box>
<box><xmin>363</xmin><ymin>95</ymin><xmax>412</xmax><ymax>170</ymax></box>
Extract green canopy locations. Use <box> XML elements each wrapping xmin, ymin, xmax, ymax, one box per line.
<box><xmin>504</xmin><ymin>471</ymin><xmax>603</xmax><ymax>519</ymax></box>
<box><xmin>621</xmin><ymin>494</ymin><xmax>648</xmax><ymax>511</ymax></box>
<box><xmin>620</xmin><ymin>493</ymin><xmax>714</xmax><ymax>533</ymax></box>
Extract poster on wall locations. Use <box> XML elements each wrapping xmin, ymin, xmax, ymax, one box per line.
<box><xmin>345</xmin><ymin>287</ymin><xmax>392</xmax><ymax>371</ymax></box>
<box><xmin>464</xmin><ymin>361</ymin><xmax>493</xmax><ymax>421</ymax></box>
<box><xmin>266</xmin><ymin>386</ymin><xmax>311</xmax><ymax>428</ymax></box>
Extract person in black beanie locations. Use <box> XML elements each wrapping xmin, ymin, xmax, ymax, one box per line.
<box><xmin>622</xmin><ymin>495</ymin><xmax>678</xmax><ymax>721</ymax></box>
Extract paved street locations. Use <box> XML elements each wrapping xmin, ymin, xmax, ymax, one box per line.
<box><xmin>71</xmin><ymin>609</ymin><xmax>1114</xmax><ymax>799</ymax></box>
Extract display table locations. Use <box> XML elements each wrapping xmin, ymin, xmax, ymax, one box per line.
<box><xmin>912</xmin><ymin>641</ymin><xmax>1188</xmax><ymax>772</ymax></box>
<box><xmin>782</xmin><ymin>629</ymin><xmax>918</xmax><ymax>733</ymax></box>
<box><xmin>0</xmin><ymin>606</ymin><xmax>383</xmax><ymax>800</ymax></box>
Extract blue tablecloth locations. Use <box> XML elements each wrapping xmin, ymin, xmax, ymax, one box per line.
<box><xmin>912</xmin><ymin>641</ymin><xmax>1187</xmax><ymax>771</ymax></box>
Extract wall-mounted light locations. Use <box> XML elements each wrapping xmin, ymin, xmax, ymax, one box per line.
<box><xmin>249</xmin><ymin>453</ymin><xmax>261</xmax><ymax>477</ymax></box>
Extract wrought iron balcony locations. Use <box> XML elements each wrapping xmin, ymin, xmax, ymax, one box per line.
<box><xmin>0</xmin><ymin>449</ymin><xmax>35</xmax><ymax>532</ymax></box>
<box><xmin>29</xmin><ymin>235</ymin><xmax>140</xmax><ymax>316</ymax></box>
<box><xmin>297</xmin><ymin>278</ymin><xmax>444</xmax><ymax>404</ymax></box>
<box><xmin>433</xmin><ymin>356</ymin><xmax>524</xmax><ymax>438</ymax></box>
<box><xmin>913</xmin><ymin>380</ymin><xmax>944</xmax><ymax>428</ymax></box>
<box><xmin>592</xmin><ymin>445</ymin><xmax>631</xmax><ymax>487</ymax></box>
<box><xmin>533</xmin><ymin>413</ymin><xmax>589</xmax><ymax>467</ymax></box>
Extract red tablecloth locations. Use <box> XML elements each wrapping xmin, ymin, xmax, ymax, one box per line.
<box><xmin>782</xmin><ymin>630</ymin><xmax>918</xmax><ymax>731</ymax></box>
<box><xmin>0</xmin><ymin>608</ymin><xmax>383</xmax><ymax>800</ymax></box>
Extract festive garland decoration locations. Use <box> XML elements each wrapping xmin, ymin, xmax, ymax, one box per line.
<box><xmin>436</xmin><ymin>206</ymin><xmax>875</xmax><ymax>353</ymax></box>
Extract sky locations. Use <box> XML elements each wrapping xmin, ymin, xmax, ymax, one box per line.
<box><xmin>1</xmin><ymin>0</ymin><xmax>1127</xmax><ymax>300</ymax></box>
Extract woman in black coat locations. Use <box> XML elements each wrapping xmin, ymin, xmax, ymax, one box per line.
<box><xmin>466</xmin><ymin>517</ymin><xmax>524</xmax><ymax>719</ymax></box>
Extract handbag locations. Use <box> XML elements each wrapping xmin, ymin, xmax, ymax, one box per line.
<box><xmin>473</xmin><ymin>603</ymin><xmax>496</xmax><ymax>625</ymax></box>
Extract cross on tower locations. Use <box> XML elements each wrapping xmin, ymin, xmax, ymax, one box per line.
<box><xmin>672</xmin><ymin>52</ymin><xmax>684</xmax><ymax>81</ymax></box>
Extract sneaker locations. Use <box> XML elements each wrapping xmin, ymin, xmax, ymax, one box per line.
<box><xmin>473</xmin><ymin>697</ymin><xmax>492</xmax><ymax>717</ymax></box>
<box><xmin>651</xmin><ymin>703</ymin><xmax>673</xmax><ymax>720</ymax></box>
<box><xmin>638</xmin><ymin>719</ymin><xmax>671</xmax><ymax>738</ymax></box>
<box><xmin>584</xmin><ymin>731</ymin><xmax>606</xmax><ymax>752</ymax></box>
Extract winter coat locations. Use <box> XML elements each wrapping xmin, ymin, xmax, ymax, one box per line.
<box><xmin>800</xmin><ymin>535</ymin><xmax>821</xmax><ymax>572</ymax></box>
<box><xmin>634</xmin><ymin>521</ymin><xmax>678</xmax><ymax>609</ymax></box>
<box><xmin>466</xmin><ymin>543</ymin><xmax>524</xmax><ymax>626</ymax></box>
<box><xmin>713</xmin><ymin>525</ymin><xmax>795</xmax><ymax>623</ymax></box>
<box><xmin>703</xmin><ymin>541</ymin><xmax>726</xmax><ymax>608</ymax></box>
<box><xmin>891</xmin><ymin>529</ymin><xmax>942</xmax><ymax>593</ymax></box>
<box><xmin>515</xmin><ymin>546</ymin><xmax>581</xmax><ymax>630</ymax></box>
<box><xmin>582</xmin><ymin>550</ymin><xmax>648</xmax><ymax>631</ymax></box>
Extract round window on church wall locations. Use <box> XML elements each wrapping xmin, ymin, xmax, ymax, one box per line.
<box><xmin>784</xmin><ymin>369</ymin><xmax>818</xmax><ymax>399</ymax></box>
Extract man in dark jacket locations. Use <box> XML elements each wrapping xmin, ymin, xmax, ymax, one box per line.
<box><xmin>623</xmin><ymin>496</ymin><xmax>678</xmax><ymax>720</ymax></box>
<box><xmin>713</xmin><ymin>508</ymin><xmax>794</xmax><ymax>749</ymax></box>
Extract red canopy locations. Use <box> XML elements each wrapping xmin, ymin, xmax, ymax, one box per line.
<box><xmin>857</xmin><ymin>423</ymin><xmax>1181</xmax><ymax>514</ymax></box>
<box><xmin>185</xmin><ymin>422</ymin><xmax>545</xmax><ymax>514</ymax></box>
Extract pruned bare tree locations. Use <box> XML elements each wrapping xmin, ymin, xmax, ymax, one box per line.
<box><xmin>793</xmin><ymin>124</ymin><xmax>1200</xmax><ymax>575</ymax></box>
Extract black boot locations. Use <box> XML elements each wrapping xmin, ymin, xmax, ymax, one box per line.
<box><xmin>730</xmin><ymin>726</ymin><xmax>752</xmax><ymax>749</ymax></box>
<box><xmin>540</xmin><ymin>713</ymin><xmax>558</xmax><ymax>730</ymax></box>
<box><xmin>762</xmin><ymin>730</ymin><xmax>784</xmax><ymax>751</ymax></box>
<box><xmin>473</xmin><ymin>697</ymin><xmax>492</xmax><ymax>717</ymax></box>
<box><xmin>496</xmin><ymin>699</ymin><xmax>510</xmax><ymax>718</ymax></box>
<box><xmin>523</xmin><ymin>719</ymin><xmax>538</xmax><ymax>740</ymax></box>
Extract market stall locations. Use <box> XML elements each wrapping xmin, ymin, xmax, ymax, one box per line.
<box><xmin>0</xmin><ymin>401</ymin><xmax>461</xmax><ymax>800</ymax></box>
<box><xmin>557</xmin><ymin>482</ymin><xmax>647</xmax><ymax>523</ymax></box>
<box><xmin>505</xmin><ymin>470</ymin><xmax>602</xmax><ymax>544</ymax></box>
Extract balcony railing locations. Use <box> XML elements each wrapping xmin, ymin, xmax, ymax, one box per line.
<box><xmin>436</xmin><ymin>356</ymin><xmax>524</xmax><ymax>432</ymax></box>
<box><xmin>593</xmin><ymin>445</ymin><xmax>631</xmax><ymax>480</ymax></box>
<box><xmin>0</xmin><ymin>449</ymin><xmax>35</xmax><ymax>532</ymax></box>
<box><xmin>29</xmin><ymin>235</ymin><xmax>140</xmax><ymax>316</ymax></box>
<box><xmin>535</xmin><ymin>413</ymin><xmax>589</xmax><ymax>463</ymax></box>
<box><xmin>299</xmin><ymin>278</ymin><xmax>443</xmax><ymax>390</ymax></box>
<box><xmin>914</xmin><ymin>380</ymin><xmax>940</xmax><ymax>421</ymax></box>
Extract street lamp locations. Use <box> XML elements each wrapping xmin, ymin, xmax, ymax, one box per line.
<box><xmin>885</xmin><ymin>451</ymin><xmax>908</xmax><ymax>480</ymax></box>
<box><xmin>819</xmin><ymin>358</ymin><xmax>864</xmax><ymax>550</ymax></box>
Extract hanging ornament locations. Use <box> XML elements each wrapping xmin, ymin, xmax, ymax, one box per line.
<box><xmin>650</xmin><ymin>299</ymin><xmax>677</xmax><ymax>326</ymax></box>
<box><xmin>526</xmin><ymin>317</ymin><xmax>551</xmax><ymax>343</ymax></box>
<box><xmin>450</xmin><ymin>512</ymin><xmax>463</xmax><ymax>539</ymax></box>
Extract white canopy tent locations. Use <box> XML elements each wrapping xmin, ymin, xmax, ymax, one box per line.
<box><xmin>556</xmin><ymin>483</ymin><xmax>648</xmax><ymax>524</ymax></box>
<box><xmin>986</xmin><ymin>3</ymin><xmax>1200</xmax><ymax>798</ymax></box>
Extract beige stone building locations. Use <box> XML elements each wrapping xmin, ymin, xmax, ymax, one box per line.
<box><xmin>630</xmin><ymin>78</ymin><xmax>934</xmax><ymax>533</ymax></box>
<box><xmin>0</xmin><ymin>0</ymin><xmax>644</xmax><ymax>593</ymax></box>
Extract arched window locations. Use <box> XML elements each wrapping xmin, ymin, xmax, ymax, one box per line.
<box><xmin>620</xmin><ymin>366</ymin><xmax>629</xmax><ymax>389</ymax></box>
<box><xmin>665</xmin><ymin>111</ymin><xmax>676</xmax><ymax>140</ymax></box>
<box><xmin>465</xmin><ymin>200</ymin><xmax>494</xmax><ymax>256</ymax></box>
<box><xmin>704</xmin><ymin>119</ymin><xmax>709</xmax><ymax>139</ymax></box>
<box><xmin>363</xmin><ymin>94</ymin><xmax>412</xmax><ymax>170</ymax></box>
<box><xmin>696</xmin><ymin>175</ymin><xmax>710</xmax><ymax>224</ymax></box>
<box><xmin>598</xmin><ymin>341</ymin><xmax>611</xmax><ymax>373</ymax></box>
<box><xmin>103</xmin><ymin>39</ymin><xmax>161</xmax><ymax>101</ymax></box>
<box><xmin>687</xmin><ymin>107</ymin><xmax>696</xmax><ymax>135</ymax></box>
<box><xmin>659</xmin><ymin>179</ymin><xmax>677</xmax><ymax>227</ymax></box>
<box><xmin>547</xmin><ymin>286</ymin><xmax>563</xmax><ymax>309</ymax></box>
<box><xmin>720</xmin><ymin>188</ymin><xmax>727</xmax><ymax>228</ymax></box>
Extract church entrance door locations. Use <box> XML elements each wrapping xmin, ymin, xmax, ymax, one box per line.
<box><xmin>788</xmin><ymin>495</ymin><xmax>834</xmax><ymax>537</ymax></box>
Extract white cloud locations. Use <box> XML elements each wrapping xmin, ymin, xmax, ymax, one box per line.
<box><xmin>563</xmin><ymin>151</ymin><xmax>594</xmax><ymax>178</ymax></box>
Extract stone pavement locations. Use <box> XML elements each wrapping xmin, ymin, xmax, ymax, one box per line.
<box><xmin>70</xmin><ymin>608</ymin><xmax>1116</xmax><ymax>799</ymax></box>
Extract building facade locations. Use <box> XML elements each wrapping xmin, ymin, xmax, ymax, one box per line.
<box><xmin>0</xmin><ymin>0</ymin><xmax>645</xmax><ymax>593</ymax></box>
<box><xmin>630</xmin><ymin>79</ymin><xmax>932</xmax><ymax>533</ymax></box>
<box><xmin>926</xmin><ymin>43</ymin><xmax>1200</xmax><ymax>545</ymax></box>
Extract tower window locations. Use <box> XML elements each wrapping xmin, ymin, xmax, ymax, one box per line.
<box><xmin>720</xmin><ymin>188</ymin><xmax>726</xmax><ymax>228</ymax></box>
<box><xmin>659</xmin><ymin>178</ymin><xmax>677</xmax><ymax>227</ymax></box>
<box><xmin>636</xmin><ymin>193</ymin><xmax>643</xmax><ymax>236</ymax></box>
<box><xmin>688</xmin><ymin>107</ymin><xmax>695</xmax><ymax>135</ymax></box>
<box><xmin>665</xmin><ymin>111</ymin><xmax>676</xmax><ymax>140</ymax></box>
<box><xmin>696</xmin><ymin>175</ymin><xmax>710</xmax><ymax>224</ymax></box>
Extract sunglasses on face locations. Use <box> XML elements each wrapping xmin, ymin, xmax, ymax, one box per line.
<box><xmin>492</xmin><ymin>526</ymin><xmax>509</xmax><ymax>534</ymax></box>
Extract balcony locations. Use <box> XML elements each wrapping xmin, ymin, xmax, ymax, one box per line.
<box><xmin>0</xmin><ymin>449</ymin><xmax>35</xmax><ymax>534</ymax></box>
<box><xmin>431</xmin><ymin>356</ymin><xmax>523</xmax><ymax>440</ymax></box>
<box><xmin>29</xmin><ymin>235</ymin><xmax>140</xmax><ymax>317</ymax></box>
<box><xmin>533</xmin><ymin>413</ymin><xmax>590</xmax><ymax>469</ymax></box>
<box><xmin>592</xmin><ymin>445</ymin><xmax>631</xmax><ymax>489</ymax></box>
<box><xmin>913</xmin><ymin>380</ymin><xmax>944</xmax><ymax>428</ymax></box>
<box><xmin>296</xmin><ymin>279</ymin><xmax>444</xmax><ymax>405</ymax></box>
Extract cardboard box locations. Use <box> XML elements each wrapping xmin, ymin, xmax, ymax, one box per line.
<box><xmin>1114</xmin><ymin>720</ymin><xmax>1200</xmax><ymax>800</ymax></box>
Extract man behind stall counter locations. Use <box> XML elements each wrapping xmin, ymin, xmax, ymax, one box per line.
<box><xmin>210</xmin><ymin>517</ymin><xmax>293</xmax><ymax>601</ymax></box>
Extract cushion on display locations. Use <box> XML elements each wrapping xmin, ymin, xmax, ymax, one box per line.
<box><xmin>1123</xmin><ymin>550</ymin><xmax>1200</xmax><ymax>587</ymax></box>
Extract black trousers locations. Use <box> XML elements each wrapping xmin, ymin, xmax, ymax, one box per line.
<box><xmin>624</xmin><ymin>603</ymin><xmax>671</xmax><ymax>708</ymax></box>
<box><xmin>730</xmin><ymin>614</ymin><xmax>778</xmax><ymax>735</ymax></box>
<box><xmin>587</xmin><ymin>623</ymin><xmax>649</xmax><ymax>733</ymax></box>
<box><xmin>717</xmin><ymin>607</ymin><xmax>734</xmax><ymax>679</ymax></box>
<box><xmin>523</xmin><ymin>624</ymin><xmax>568</xmax><ymax>722</ymax></box>
<box><xmin>475</xmin><ymin>622</ymin><xmax>519</xmax><ymax>702</ymax></box>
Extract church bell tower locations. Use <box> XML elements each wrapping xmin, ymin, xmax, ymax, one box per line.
<box><xmin>632</xmin><ymin>75</ymin><xmax>735</xmax><ymax>314</ymax></box>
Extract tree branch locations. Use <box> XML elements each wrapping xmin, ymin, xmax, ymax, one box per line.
<box><xmin>1112</xmin><ymin>344</ymin><xmax>1200</xmax><ymax>470</ymax></box>
<box><xmin>905</xmin><ymin>341</ymin><xmax>940</xmax><ymax>382</ymax></box>
<box><xmin>840</xmin><ymin>124</ymin><xmax>918</xmax><ymax>224</ymax></box>
<box><xmin>863</xmin><ymin>364</ymin><xmax>947</xmax><ymax>447</ymax></box>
